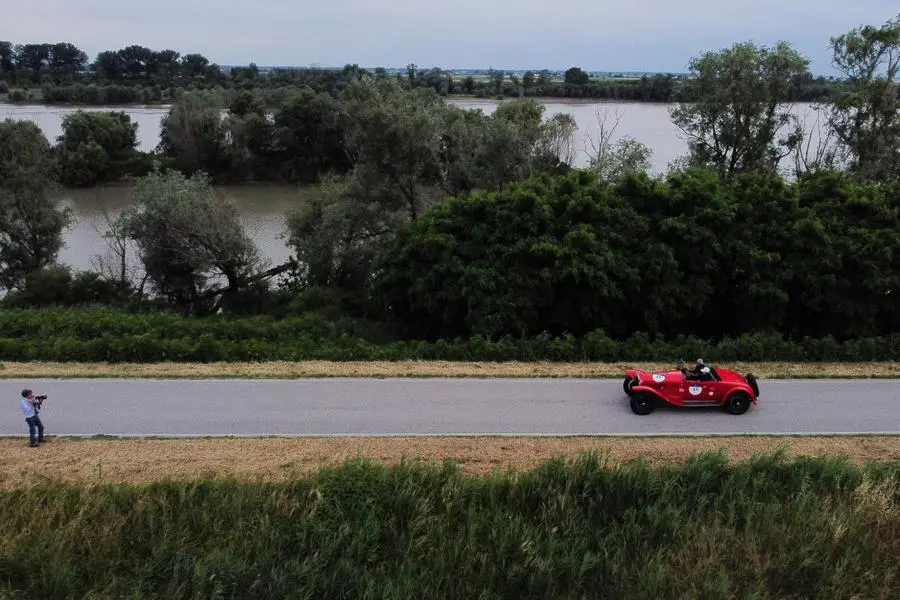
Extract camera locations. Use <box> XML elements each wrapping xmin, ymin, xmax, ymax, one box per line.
<box><xmin>34</xmin><ymin>394</ymin><xmax>47</xmax><ymax>412</ymax></box>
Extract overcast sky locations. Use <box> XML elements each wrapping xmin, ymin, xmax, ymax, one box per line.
<box><xmin>4</xmin><ymin>1</ymin><xmax>898</xmax><ymax>74</ymax></box>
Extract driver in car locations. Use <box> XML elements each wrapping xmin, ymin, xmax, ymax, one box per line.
<box><xmin>685</xmin><ymin>358</ymin><xmax>713</xmax><ymax>381</ymax></box>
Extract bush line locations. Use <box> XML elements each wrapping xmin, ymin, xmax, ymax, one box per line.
<box><xmin>0</xmin><ymin>307</ymin><xmax>897</xmax><ymax>363</ymax></box>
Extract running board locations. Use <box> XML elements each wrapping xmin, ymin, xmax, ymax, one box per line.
<box><xmin>682</xmin><ymin>400</ymin><xmax>722</xmax><ymax>406</ymax></box>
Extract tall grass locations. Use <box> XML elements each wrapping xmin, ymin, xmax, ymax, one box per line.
<box><xmin>0</xmin><ymin>450</ymin><xmax>897</xmax><ymax>598</ymax></box>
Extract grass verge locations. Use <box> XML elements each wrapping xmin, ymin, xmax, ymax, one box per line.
<box><xmin>0</xmin><ymin>359</ymin><xmax>898</xmax><ymax>379</ymax></box>
<box><xmin>0</xmin><ymin>449</ymin><xmax>897</xmax><ymax>598</ymax></box>
<box><xmin>1</xmin><ymin>435</ymin><xmax>899</xmax><ymax>488</ymax></box>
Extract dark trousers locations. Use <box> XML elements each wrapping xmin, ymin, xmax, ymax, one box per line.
<box><xmin>25</xmin><ymin>415</ymin><xmax>44</xmax><ymax>446</ymax></box>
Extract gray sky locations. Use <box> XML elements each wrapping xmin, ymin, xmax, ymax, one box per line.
<box><xmin>4</xmin><ymin>1</ymin><xmax>898</xmax><ymax>74</ymax></box>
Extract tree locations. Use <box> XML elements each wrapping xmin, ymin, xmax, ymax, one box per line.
<box><xmin>48</xmin><ymin>43</ymin><xmax>88</xmax><ymax>79</ymax></box>
<box><xmin>823</xmin><ymin>13</ymin><xmax>900</xmax><ymax>180</ymax></box>
<box><xmin>535</xmin><ymin>113</ymin><xmax>579</xmax><ymax>170</ymax></box>
<box><xmin>0</xmin><ymin>41</ymin><xmax>14</xmax><ymax>79</ymax></box>
<box><xmin>57</xmin><ymin>110</ymin><xmax>139</xmax><ymax>186</ymax></box>
<box><xmin>564</xmin><ymin>67</ymin><xmax>590</xmax><ymax>86</ymax></box>
<box><xmin>373</xmin><ymin>170</ymin><xmax>647</xmax><ymax>339</ymax></box>
<box><xmin>784</xmin><ymin>170</ymin><xmax>900</xmax><ymax>338</ymax></box>
<box><xmin>271</xmin><ymin>88</ymin><xmax>350</xmax><ymax>183</ymax></box>
<box><xmin>585</xmin><ymin>108</ymin><xmax>653</xmax><ymax>182</ymax></box>
<box><xmin>339</xmin><ymin>78</ymin><xmax>447</xmax><ymax>220</ymax></box>
<box><xmin>0</xmin><ymin>120</ymin><xmax>71</xmax><ymax>291</ymax></box>
<box><xmin>117</xmin><ymin>169</ymin><xmax>265</xmax><ymax>314</ymax></box>
<box><xmin>157</xmin><ymin>90</ymin><xmax>228</xmax><ymax>176</ymax></box>
<box><xmin>669</xmin><ymin>41</ymin><xmax>810</xmax><ymax>177</ymax></box>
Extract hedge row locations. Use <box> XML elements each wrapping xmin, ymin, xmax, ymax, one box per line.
<box><xmin>0</xmin><ymin>308</ymin><xmax>896</xmax><ymax>362</ymax></box>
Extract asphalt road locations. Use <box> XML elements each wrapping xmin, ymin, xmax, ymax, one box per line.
<box><xmin>2</xmin><ymin>378</ymin><xmax>899</xmax><ymax>437</ymax></box>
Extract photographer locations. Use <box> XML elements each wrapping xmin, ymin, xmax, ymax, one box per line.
<box><xmin>20</xmin><ymin>389</ymin><xmax>46</xmax><ymax>448</ymax></box>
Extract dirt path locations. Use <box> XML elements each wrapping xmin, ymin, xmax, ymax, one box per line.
<box><xmin>1</xmin><ymin>360</ymin><xmax>898</xmax><ymax>379</ymax></box>
<box><xmin>1</xmin><ymin>436</ymin><xmax>897</xmax><ymax>489</ymax></box>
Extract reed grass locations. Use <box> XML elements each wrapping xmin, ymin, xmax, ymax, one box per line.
<box><xmin>0</xmin><ymin>450</ymin><xmax>897</xmax><ymax>598</ymax></box>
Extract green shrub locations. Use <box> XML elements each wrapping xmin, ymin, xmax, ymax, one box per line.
<box><xmin>0</xmin><ymin>307</ymin><xmax>896</xmax><ymax>362</ymax></box>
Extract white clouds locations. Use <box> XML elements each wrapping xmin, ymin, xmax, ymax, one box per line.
<box><xmin>4</xmin><ymin>0</ymin><xmax>897</xmax><ymax>73</ymax></box>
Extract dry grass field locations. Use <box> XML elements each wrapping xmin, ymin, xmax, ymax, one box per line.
<box><xmin>2</xmin><ymin>435</ymin><xmax>898</xmax><ymax>489</ymax></box>
<box><xmin>1</xmin><ymin>360</ymin><xmax>898</xmax><ymax>379</ymax></box>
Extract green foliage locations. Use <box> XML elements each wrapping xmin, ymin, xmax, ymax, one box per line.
<box><xmin>824</xmin><ymin>12</ymin><xmax>900</xmax><ymax>180</ymax></box>
<box><xmin>0</xmin><ymin>120</ymin><xmax>71</xmax><ymax>291</ymax></box>
<box><xmin>669</xmin><ymin>41</ymin><xmax>810</xmax><ymax>177</ymax></box>
<box><xmin>0</xmin><ymin>307</ymin><xmax>895</xmax><ymax>362</ymax></box>
<box><xmin>117</xmin><ymin>170</ymin><xmax>264</xmax><ymax>315</ymax></box>
<box><xmin>156</xmin><ymin>90</ymin><xmax>230</xmax><ymax>176</ymax></box>
<box><xmin>0</xmin><ymin>266</ymin><xmax>131</xmax><ymax>308</ymax></box>
<box><xmin>56</xmin><ymin>110</ymin><xmax>139</xmax><ymax>186</ymax></box>
<box><xmin>0</xmin><ymin>453</ymin><xmax>898</xmax><ymax>598</ymax></box>
<box><xmin>373</xmin><ymin>168</ymin><xmax>900</xmax><ymax>341</ymax></box>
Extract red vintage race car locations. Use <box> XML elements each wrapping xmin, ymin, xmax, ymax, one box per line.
<box><xmin>622</xmin><ymin>360</ymin><xmax>760</xmax><ymax>415</ymax></box>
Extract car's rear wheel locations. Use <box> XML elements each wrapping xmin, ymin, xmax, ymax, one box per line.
<box><xmin>724</xmin><ymin>391</ymin><xmax>751</xmax><ymax>415</ymax></box>
<box><xmin>630</xmin><ymin>392</ymin><xmax>655</xmax><ymax>415</ymax></box>
<box><xmin>623</xmin><ymin>376</ymin><xmax>635</xmax><ymax>397</ymax></box>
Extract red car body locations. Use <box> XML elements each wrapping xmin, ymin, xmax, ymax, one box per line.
<box><xmin>623</xmin><ymin>364</ymin><xmax>760</xmax><ymax>415</ymax></box>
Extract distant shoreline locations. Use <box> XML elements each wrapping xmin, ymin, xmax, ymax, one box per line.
<box><xmin>1</xmin><ymin>96</ymin><xmax>823</xmax><ymax>110</ymax></box>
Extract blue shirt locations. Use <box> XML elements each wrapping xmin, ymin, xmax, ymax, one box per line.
<box><xmin>21</xmin><ymin>397</ymin><xmax>35</xmax><ymax>419</ymax></box>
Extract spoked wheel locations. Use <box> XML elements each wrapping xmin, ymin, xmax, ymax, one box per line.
<box><xmin>724</xmin><ymin>391</ymin><xmax>751</xmax><ymax>415</ymax></box>
<box><xmin>623</xmin><ymin>376</ymin><xmax>636</xmax><ymax>397</ymax></box>
<box><xmin>630</xmin><ymin>392</ymin><xmax>655</xmax><ymax>415</ymax></box>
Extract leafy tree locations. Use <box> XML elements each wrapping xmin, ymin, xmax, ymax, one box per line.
<box><xmin>281</xmin><ymin>77</ymin><xmax>445</xmax><ymax>297</ymax></box>
<box><xmin>585</xmin><ymin>108</ymin><xmax>654</xmax><ymax>182</ymax></box>
<box><xmin>117</xmin><ymin>169</ymin><xmax>264</xmax><ymax>314</ymax></box>
<box><xmin>784</xmin><ymin>170</ymin><xmax>900</xmax><ymax>338</ymax></box>
<box><xmin>57</xmin><ymin>110</ymin><xmax>139</xmax><ymax>186</ymax></box>
<box><xmin>223</xmin><ymin>92</ymin><xmax>276</xmax><ymax>181</ymax></box>
<box><xmin>0</xmin><ymin>120</ymin><xmax>70</xmax><ymax>291</ymax></box>
<box><xmin>564</xmin><ymin>67</ymin><xmax>590</xmax><ymax>85</ymax></box>
<box><xmin>339</xmin><ymin>78</ymin><xmax>447</xmax><ymax>220</ymax></box>
<box><xmin>271</xmin><ymin>88</ymin><xmax>351</xmax><ymax>183</ymax></box>
<box><xmin>670</xmin><ymin>41</ymin><xmax>810</xmax><ymax>177</ymax></box>
<box><xmin>823</xmin><ymin>12</ymin><xmax>900</xmax><ymax>180</ymax></box>
<box><xmin>157</xmin><ymin>90</ymin><xmax>229</xmax><ymax>177</ymax></box>
<box><xmin>373</xmin><ymin>171</ymin><xmax>647</xmax><ymax>339</ymax></box>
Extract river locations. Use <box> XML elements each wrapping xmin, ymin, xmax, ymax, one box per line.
<box><xmin>2</xmin><ymin>100</ymin><xmax>825</xmax><ymax>272</ymax></box>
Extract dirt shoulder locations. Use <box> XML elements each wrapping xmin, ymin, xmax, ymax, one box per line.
<box><xmin>1</xmin><ymin>360</ymin><xmax>897</xmax><ymax>379</ymax></box>
<box><xmin>1</xmin><ymin>436</ymin><xmax>898</xmax><ymax>489</ymax></box>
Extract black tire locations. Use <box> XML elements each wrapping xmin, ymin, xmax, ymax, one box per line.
<box><xmin>725</xmin><ymin>391</ymin><xmax>751</xmax><ymax>415</ymax></box>
<box><xmin>630</xmin><ymin>393</ymin><xmax>655</xmax><ymax>415</ymax></box>
<box><xmin>745</xmin><ymin>373</ymin><xmax>760</xmax><ymax>398</ymax></box>
<box><xmin>623</xmin><ymin>376</ymin><xmax>635</xmax><ymax>397</ymax></box>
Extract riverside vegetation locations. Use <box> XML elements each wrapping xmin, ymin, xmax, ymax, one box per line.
<box><xmin>0</xmin><ymin>38</ymin><xmax>842</xmax><ymax>107</ymax></box>
<box><xmin>0</xmin><ymin>451</ymin><xmax>898</xmax><ymax>598</ymax></box>
<box><xmin>0</xmin><ymin>14</ymin><xmax>898</xmax><ymax>366</ymax></box>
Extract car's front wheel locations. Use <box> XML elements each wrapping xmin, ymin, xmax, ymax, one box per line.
<box><xmin>623</xmin><ymin>376</ymin><xmax>635</xmax><ymax>397</ymax></box>
<box><xmin>724</xmin><ymin>391</ymin><xmax>751</xmax><ymax>415</ymax></box>
<box><xmin>630</xmin><ymin>393</ymin><xmax>655</xmax><ymax>415</ymax></box>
